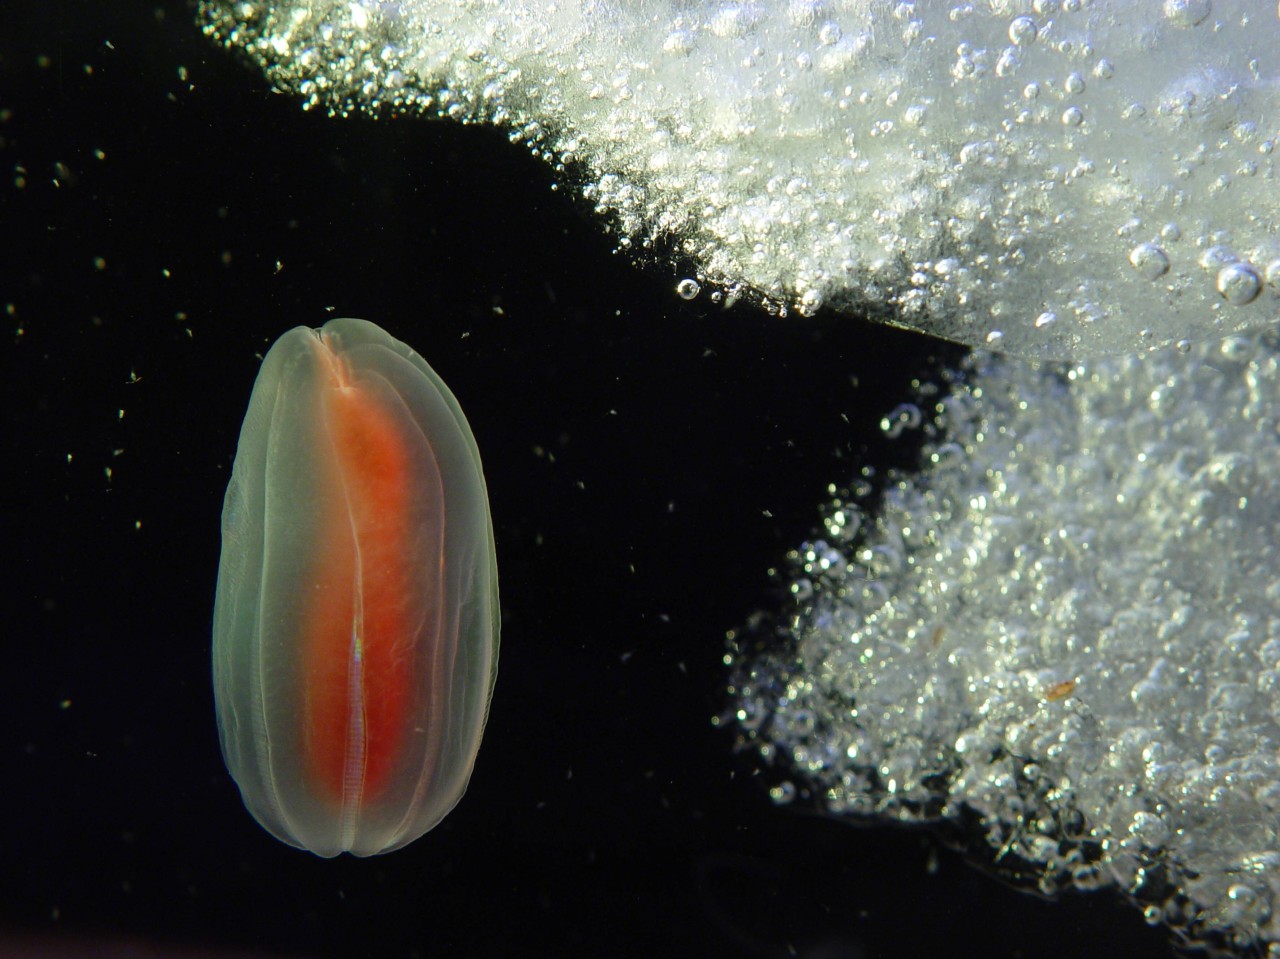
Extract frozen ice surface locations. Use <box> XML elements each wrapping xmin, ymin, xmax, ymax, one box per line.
<box><xmin>196</xmin><ymin>0</ymin><xmax>1280</xmax><ymax>358</ymax></box>
<box><xmin>727</xmin><ymin>331</ymin><xmax>1280</xmax><ymax>954</ymax></box>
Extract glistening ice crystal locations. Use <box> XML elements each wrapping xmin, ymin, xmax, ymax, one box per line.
<box><xmin>199</xmin><ymin>1</ymin><xmax>1280</xmax><ymax>358</ymax></box>
<box><xmin>727</xmin><ymin>331</ymin><xmax>1280</xmax><ymax>954</ymax></box>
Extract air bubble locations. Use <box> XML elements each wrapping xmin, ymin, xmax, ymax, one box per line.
<box><xmin>1200</xmin><ymin>246</ymin><xmax>1238</xmax><ymax>271</ymax></box>
<box><xmin>797</xmin><ymin>288</ymin><xmax>824</xmax><ymax>316</ymax></box>
<box><xmin>675</xmin><ymin>278</ymin><xmax>701</xmax><ymax>300</ymax></box>
<box><xmin>1008</xmin><ymin>16</ymin><xmax>1038</xmax><ymax>45</ymax></box>
<box><xmin>709</xmin><ymin>4</ymin><xmax>757</xmax><ymax>38</ymax></box>
<box><xmin>1216</xmin><ymin>263</ymin><xmax>1262</xmax><ymax>305</ymax></box>
<box><xmin>881</xmin><ymin>403</ymin><xmax>923</xmax><ymax>439</ymax></box>
<box><xmin>786</xmin><ymin>0</ymin><xmax>823</xmax><ymax>27</ymax></box>
<box><xmin>1061</xmin><ymin>106</ymin><xmax>1084</xmax><ymax>126</ymax></box>
<box><xmin>1129</xmin><ymin>243</ymin><xmax>1170</xmax><ymax>280</ymax></box>
<box><xmin>663</xmin><ymin>29</ymin><xmax>695</xmax><ymax>56</ymax></box>
<box><xmin>1162</xmin><ymin>0</ymin><xmax>1212</xmax><ymax>28</ymax></box>
<box><xmin>769</xmin><ymin>781</ymin><xmax>798</xmax><ymax>804</ymax></box>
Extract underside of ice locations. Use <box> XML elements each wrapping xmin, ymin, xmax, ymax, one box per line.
<box><xmin>728</xmin><ymin>330</ymin><xmax>1280</xmax><ymax>954</ymax></box>
<box><xmin>199</xmin><ymin>0</ymin><xmax>1280</xmax><ymax>358</ymax></box>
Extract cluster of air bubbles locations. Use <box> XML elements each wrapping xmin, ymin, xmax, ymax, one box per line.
<box><xmin>199</xmin><ymin>1</ymin><xmax>1280</xmax><ymax>358</ymax></box>
<box><xmin>726</xmin><ymin>329</ymin><xmax>1280</xmax><ymax>955</ymax></box>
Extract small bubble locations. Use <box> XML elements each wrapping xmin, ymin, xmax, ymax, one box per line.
<box><xmin>1216</xmin><ymin>263</ymin><xmax>1262</xmax><ymax>305</ymax></box>
<box><xmin>1220</xmin><ymin>883</ymin><xmax>1260</xmax><ymax>923</ymax></box>
<box><xmin>1233</xmin><ymin>120</ymin><xmax>1258</xmax><ymax>144</ymax></box>
<box><xmin>1129</xmin><ymin>243</ymin><xmax>1170</xmax><ymax>280</ymax></box>
<box><xmin>769</xmin><ymin>781</ymin><xmax>797</xmax><ymax>804</ymax></box>
<box><xmin>675</xmin><ymin>278</ymin><xmax>701</xmax><ymax>300</ymax></box>
<box><xmin>1034</xmin><ymin>311</ymin><xmax>1058</xmax><ymax>329</ymax></box>
<box><xmin>1176</xmin><ymin>338</ymin><xmax>1192</xmax><ymax>353</ymax></box>
<box><xmin>881</xmin><ymin>403</ymin><xmax>923</xmax><ymax>439</ymax></box>
<box><xmin>951</xmin><ymin>54</ymin><xmax>976</xmax><ymax>80</ymax></box>
<box><xmin>1061</xmin><ymin>106</ymin><xmax>1084</xmax><ymax>126</ymax></box>
<box><xmin>786</xmin><ymin>0</ymin><xmax>822</xmax><ymax>27</ymax></box>
<box><xmin>709</xmin><ymin>4</ymin><xmax>757</xmax><ymax>38</ymax></box>
<box><xmin>1162</xmin><ymin>0</ymin><xmax>1211</xmax><ymax>27</ymax></box>
<box><xmin>1092</xmin><ymin>58</ymin><xmax>1115</xmax><ymax>80</ymax></box>
<box><xmin>995</xmin><ymin>49</ymin><xmax>1019</xmax><ymax>77</ymax></box>
<box><xmin>1200</xmin><ymin>245</ymin><xmax>1237</xmax><ymax>270</ymax></box>
<box><xmin>1064</xmin><ymin>71</ymin><xmax>1085</xmax><ymax>94</ymax></box>
<box><xmin>903</xmin><ymin>103</ymin><xmax>927</xmax><ymax>126</ymax></box>
<box><xmin>1008</xmin><ymin>16</ymin><xmax>1038</xmax><ymax>45</ymax></box>
<box><xmin>662</xmin><ymin>29</ymin><xmax>694</xmax><ymax>55</ymax></box>
<box><xmin>797</xmin><ymin>288</ymin><xmax>824</xmax><ymax>316</ymax></box>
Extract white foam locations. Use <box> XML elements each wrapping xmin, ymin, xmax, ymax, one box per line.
<box><xmin>728</xmin><ymin>330</ymin><xmax>1280</xmax><ymax>953</ymax></box>
<box><xmin>200</xmin><ymin>0</ymin><xmax>1280</xmax><ymax>358</ymax></box>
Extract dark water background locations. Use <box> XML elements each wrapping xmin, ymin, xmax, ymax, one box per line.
<box><xmin>3</xmin><ymin>3</ymin><xmax>1180</xmax><ymax>957</ymax></box>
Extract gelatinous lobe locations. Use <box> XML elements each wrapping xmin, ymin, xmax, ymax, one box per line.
<box><xmin>213</xmin><ymin>318</ymin><xmax>498</xmax><ymax>858</ymax></box>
